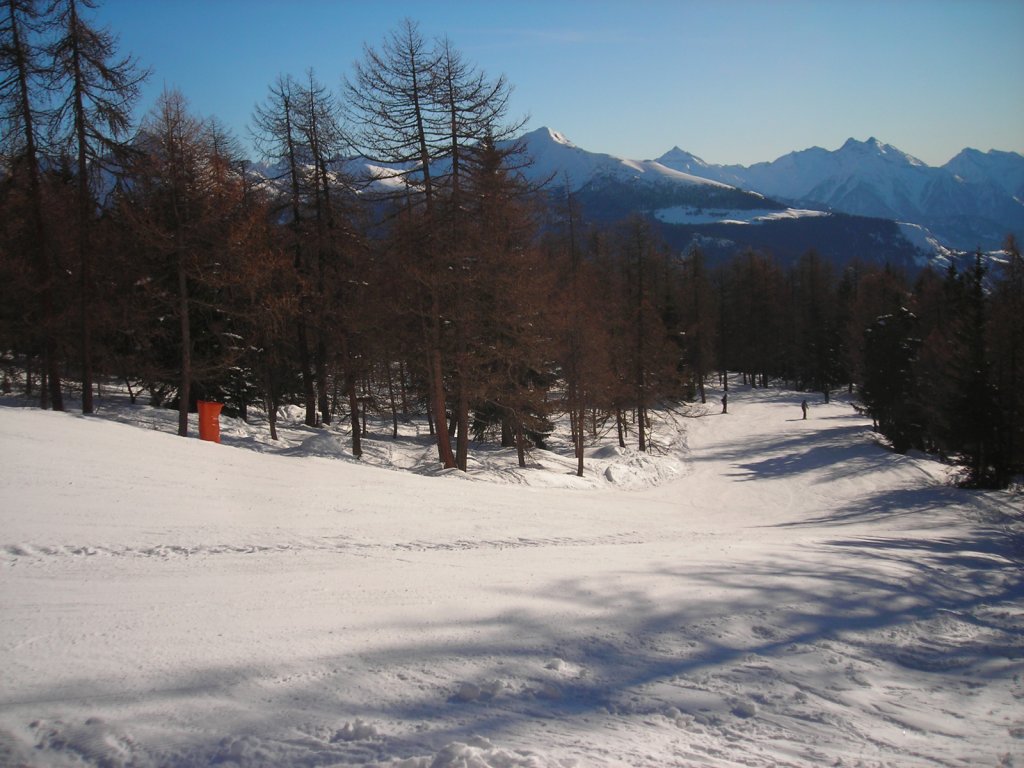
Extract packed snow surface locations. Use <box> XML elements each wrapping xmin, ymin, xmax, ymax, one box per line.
<box><xmin>1</xmin><ymin>384</ymin><xmax>1022</xmax><ymax>767</ymax></box>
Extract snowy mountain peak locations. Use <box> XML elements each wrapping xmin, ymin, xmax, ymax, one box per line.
<box><xmin>656</xmin><ymin>146</ymin><xmax>710</xmax><ymax>170</ymax></box>
<box><xmin>838</xmin><ymin>136</ymin><xmax>925</xmax><ymax>167</ymax></box>
<box><xmin>840</xmin><ymin>136</ymin><xmax>871</xmax><ymax>152</ymax></box>
<box><xmin>529</xmin><ymin>126</ymin><xmax>576</xmax><ymax>148</ymax></box>
<box><xmin>944</xmin><ymin>147</ymin><xmax>1024</xmax><ymax>198</ymax></box>
<box><xmin>516</xmin><ymin>127</ymin><xmax>734</xmax><ymax>191</ymax></box>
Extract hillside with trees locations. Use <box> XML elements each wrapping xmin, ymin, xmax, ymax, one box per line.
<box><xmin>2</xmin><ymin>5</ymin><xmax>1022</xmax><ymax>487</ymax></box>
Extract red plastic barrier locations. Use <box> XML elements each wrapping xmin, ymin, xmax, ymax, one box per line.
<box><xmin>197</xmin><ymin>400</ymin><xmax>224</xmax><ymax>443</ymax></box>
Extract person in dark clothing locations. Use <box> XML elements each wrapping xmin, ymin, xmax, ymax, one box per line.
<box><xmin>801</xmin><ymin>399</ymin><xmax>808</xmax><ymax>419</ymax></box>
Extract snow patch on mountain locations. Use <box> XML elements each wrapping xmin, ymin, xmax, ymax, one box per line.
<box><xmin>543</xmin><ymin>127</ymin><xmax>574</xmax><ymax>147</ymax></box>
<box><xmin>654</xmin><ymin>205</ymin><xmax>829</xmax><ymax>226</ymax></box>
<box><xmin>896</xmin><ymin>222</ymin><xmax>957</xmax><ymax>266</ymax></box>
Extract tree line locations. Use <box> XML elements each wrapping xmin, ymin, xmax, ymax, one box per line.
<box><xmin>2</xmin><ymin>5</ymin><xmax>1022</xmax><ymax>487</ymax></box>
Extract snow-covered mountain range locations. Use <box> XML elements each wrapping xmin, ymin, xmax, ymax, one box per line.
<box><xmin>255</xmin><ymin>126</ymin><xmax>1018</xmax><ymax>269</ymax></box>
<box><xmin>515</xmin><ymin>127</ymin><xmax>1024</xmax><ymax>254</ymax></box>
<box><xmin>518</xmin><ymin>127</ymin><xmax>734</xmax><ymax>191</ymax></box>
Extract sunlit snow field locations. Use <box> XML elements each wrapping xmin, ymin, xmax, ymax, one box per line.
<box><xmin>1</xmin><ymin>381</ymin><xmax>1021</xmax><ymax>767</ymax></box>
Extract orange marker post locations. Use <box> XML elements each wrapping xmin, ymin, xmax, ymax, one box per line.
<box><xmin>197</xmin><ymin>401</ymin><xmax>224</xmax><ymax>443</ymax></box>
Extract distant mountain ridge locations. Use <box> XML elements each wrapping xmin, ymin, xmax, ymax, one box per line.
<box><xmin>512</xmin><ymin>127</ymin><xmax>928</xmax><ymax>271</ymax></box>
<box><xmin>654</xmin><ymin>137</ymin><xmax>1024</xmax><ymax>251</ymax></box>
<box><xmin>944</xmin><ymin>147</ymin><xmax>1024</xmax><ymax>199</ymax></box>
<box><xmin>520</xmin><ymin>127</ymin><xmax>735</xmax><ymax>191</ymax></box>
<box><xmin>514</xmin><ymin>127</ymin><xmax>1023</xmax><ymax>252</ymax></box>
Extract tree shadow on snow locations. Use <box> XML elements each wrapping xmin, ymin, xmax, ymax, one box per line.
<box><xmin>333</xmin><ymin>522</ymin><xmax>1024</xmax><ymax>758</ymax></box>
<box><xmin>775</xmin><ymin>475</ymin><xmax>1021</xmax><ymax>535</ymax></box>
<box><xmin>692</xmin><ymin>422</ymin><xmax>889</xmax><ymax>483</ymax></box>
<box><xmin>12</xmin><ymin>517</ymin><xmax>1022</xmax><ymax>766</ymax></box>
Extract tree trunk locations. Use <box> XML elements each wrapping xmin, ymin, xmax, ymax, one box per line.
<box><xmin>428</xmin><ymin>322</ymin><xmax>456</xmax><ymax>468</ymax></box>
<box><xmin>296</xmin><ymin>318</ymin><xmax>317</xmax><ymax>426</ymax></box>
<box><xmin>40</xmin><ymin>366</ymin><xmax>50</xmax><ymax>409</ymax></box>
<box><xmin>340</xmin><ymin>334</ymin><xmax>362</xmax><ymax>457</ymax></box>
<box><xmin>177</xmin><ymin>247</ymin><xmax>191</xmax><ymax>437</ymax></box>
<box><xmin>385</xmin><ymin>361</ymin><xmax>399</xmax><ymax>438</ymax></box>
<box><xmin>78</xmin><ymin>224</ymin><xmax>94</xmax><ymax>414</ymax></box>
<box><xmin>638</xmin><ymin>405</ymin><xmax>647</xmax><ymax>453</ymax></box>
<box><xmin>44</xmin><ymin>326</ymin><xmax>62</xmax><ymax>411</ymax></box>
<box><xmin>266</xmin><ymin>380</ymin><xmax>279</xmax><ymax>441</ymax></box>
<box><xmin>316</xmin><ymin>336</ymin><xmax>331</xmax><ymax>425</ymax></box>
<box><xmin>399</xmin><ymin>359</ymin><xmax>410</xmax><ymax>415</ymax></box>
<box><xmin>575</xmin><ymin>404</ymin><xmax>584</xmax><ymax>477</ymax></box>
<box><xmin>69</xmin><ymin>0</ymin><xmax>94</xmax><ymax>414</ymax></box>
<box><xmin>7</xmin><ymin>0</ymin><xmax>63</xmax><ymax>410</ymax></box>
<box><xmin>360</xmin><ymin>375</ymin><xmax>368</xmax><ymax>437</ymax></box>
<box><xmin>515</xmin><ymin>418</ymin><xmax>526</xmax><ymax>468</ymax></box>
<box><xmin>455</xmin><ymin>375</ymin><xmax>469</xmax><ymax>471</ymax></box>
<box><xmin>346</xmin><ymin>376</ymin><xmax>362</xmax><ymax>458</ymax></box>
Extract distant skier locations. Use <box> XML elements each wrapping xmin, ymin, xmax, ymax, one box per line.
<box><xmin>721</xmin><ymin>393</ymin><xmax>728</xmax><ymax>414</ymax></box>
<box><xmin>801</xmin><ymin>399</ymin><xmax>808</xmax><ymax>420</ymax></box>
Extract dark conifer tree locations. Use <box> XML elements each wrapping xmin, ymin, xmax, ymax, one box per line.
<box><xmin>252</xmin><ymin>73</ymin><xmax>319</xmax><ymax>427</ymax></box>
<box><xmin>946</xmin><ymin>252</ymin><xmax>1001</xmax><ymax>486</ymax></box>
<box><xmin>989</xmin><ymin>235</ymin><xmax>1024</xmax><ymax>483</ymax></box>
<box><xmin>47</xmin><ymin>0</ymin><xmax>146</xmax><ymax>413</ymax></box>
<box><xmin>679</xmin><ymin>245</ymin><xmax>716</xmax><ymax>404</ymax></box>
<box><xmin>346</xmin><ymin>20</ymin><xmax>522</xmax><ymax>470</ymax></box>
<box><xmin>908</xmin><ymin>264</ymin><xmax>961</xmax><ymax>454</ymax></box>
<box><xmin>860</xmin><ymin>307</ymin><xmax>923</xmax><ymax>454</ymax></box>
<box><xmin>789</xmin><ymin>250</ymin><xmax>839</xmax><ymax>400</ymax></box>
<box><xmin>460</xmin><ymin>135</ymin><xmax>550</xmax><ymax>468</ymax></box>
<box><xmin>117</xmin><ymin>90</ymin><xmax>249</xmax><ymax>436</ymax></box>
<box><xmin>1</xmin><ymin>0</ymin><xmax>63</xmax><ymax>409</ymax></box>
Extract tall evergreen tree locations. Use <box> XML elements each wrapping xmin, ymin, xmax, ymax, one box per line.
<box><xmin>908</xmin><ymin>265</ymin><xmax>961</xmax><ymax>454</ymax></box>
<box><xmin>252</xmin><ymin>73</ymin><xmax>320</xmax><ymax>427</ymax></box>
<box><xmin>118</xmin><ymin>89</ymin><xmax>246</xmax><ymax>436</ymax></box>
<box><xmin>860</xmin><ymin>306</ymin><xmax>923</xmax><ymax>454</ymax></box>
<box><xmin>346</xmin><ymin>19</ymin><xmax>455</xmax><ymax>467</ymax></box>
<box><xmin>293</xmin><ymin>68</ymin><xmax>353</xmax><ymax>431</ymax></box>
<box><xmin>346</xmin><ymin>20</ymin><xmax>522</xmax><ymax>470</ymax></box>
<box><xmin>680</xmin><ymin>245</ymin><xmax>716</xmax><ymax>404</ymax></box>
<box><xmin>1</xmin><ymin>0</ymin><xmax>63</xmax><ymax>409</ymax></box>
<box><xmin>460</xmin><ymin>135</ymin><xmax>549</xmax><ymax>468</ymax></box>
<box><xmin>946</xmin><ymin>252</ymin><xmax>1001</xmax><ymax>486</ymax></box>
<box><xmin>789</xmin><ymin>250</ymin><xmax>839</xmax><ymax>400</ymax></box>
<box><xmin>989</xmin><ymin>235</ymin><xmax>1024</xmax><ymax>483</ymax></box>
<box><xmin>47</xmin><ymin>0</ymin><xmax>146</xmax><ymax>413</ymax></box>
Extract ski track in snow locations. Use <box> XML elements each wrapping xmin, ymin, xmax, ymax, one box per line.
<box><xmin>1</xmin><ymin>383</ymin><xmax>1022</xmax><ymax>767</ymax></box>
<box><xmin>3</xmin><ymin>532</ymin><xmax>648</xmax><ymax>562</ymax></box>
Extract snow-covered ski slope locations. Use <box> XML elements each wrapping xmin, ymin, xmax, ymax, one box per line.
<box><xmin>1</xmin><ymin>384</ymin><xmax>1021</xmax><ymax>767</ymax></box>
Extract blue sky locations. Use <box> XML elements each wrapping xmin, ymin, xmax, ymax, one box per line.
<box><xmin>96</xmin><ymin>0</ymin><xmax>1023</xmax><ymax>167</ymax></box>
